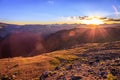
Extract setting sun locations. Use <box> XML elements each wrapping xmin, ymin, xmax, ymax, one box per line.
<box><xmin>82</xmin><ymin>17</ymin><xmax>104</xmax><ymax>25</ymax></box>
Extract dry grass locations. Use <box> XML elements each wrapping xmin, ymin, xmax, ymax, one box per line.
<box><xmin>0</xmin><ymin>48</ymin><xmax>80</xmax><ymax>80</ymax></box>
<box><xmin>0</xmin><ymin>41</ymin><xmax>120</xmax><ymax>80</ymax></box>
<box><xmin>0</xmin><ymin>56</ymin><xmax>52</xmax><ymax>79</ymax></box>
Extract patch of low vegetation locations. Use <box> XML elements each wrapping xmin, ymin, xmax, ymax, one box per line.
<box><xmin>0</xmin><ymin>41</ymin><xmax>120</xmax><ymax>80</ymax></box>
<box><xmin>49</xmin><ymin>58</ymin><xmax>60</xmax><ymax>68</ymax></box>
<box><xmin>48</xmin><ymin>50</ymin><xmax>79</xmax><ymax>70</ymax></box>
<box><xmin>107</xmin><ymin>73</ymin><xmax>117</xmax><ymax>80</ymax></box>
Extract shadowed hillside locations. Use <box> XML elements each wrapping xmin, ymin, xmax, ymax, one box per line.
<box><xmin>1</xmin><ymin>24</ymin><xmax>120</xmax><ymax>58</ymax></box>
<box><xmin>0</xmin><ymin>32</ymin><xmax>45</xmax><ymax>58</ymax></box>
<box><xmin>0</xmin><ymin>23</ymin><xmax>78</xmax><ymax>58</ymax></box>
<box><xmin>44</xmin><ymin>26</ymin><xmax>120</xmax><ymax>52</ymax></box>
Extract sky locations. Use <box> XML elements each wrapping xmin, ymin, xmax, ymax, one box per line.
<box><xmin>0</xmin><ymin>0</ymin><xmax>120</xmax><ymax>24</ymax></box>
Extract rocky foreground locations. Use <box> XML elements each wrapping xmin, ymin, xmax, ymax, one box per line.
<box><xmin>41</xmin><ymin>42</ymin><xmax>120</xmax><ymax>80</ymax></box>
<box><xmin>0</xmin><ymin>41</ymin><xmax>120</xmax><ymax>80</ymax></box>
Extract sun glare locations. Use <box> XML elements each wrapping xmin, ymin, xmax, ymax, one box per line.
<box><xmin>82</xmin><ymin>17</ymin><xmax>104</xmax><ymax>25</ymax></box>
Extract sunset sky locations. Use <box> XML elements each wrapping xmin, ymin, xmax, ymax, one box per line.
<box><xmin>0</xmin><ymin>0</ymin><xmax>120</xmax><ymax>24</ymax></box>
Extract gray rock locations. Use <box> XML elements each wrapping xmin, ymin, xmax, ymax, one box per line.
<box><xmin>99</xmin><ymin>72</ymin><xmax>108</xmax><ymax>79</ymax></box>
<box><xmin>66</xmin><ymin>65</ymin><xmax>73</xmax><ymax>70</ymax></box>
<box><xmin>55</xmin><ymin>66</ymin><xmax>60</xmax><ymax>70</ymax></box>
<box><xmin>71</xmin><ymin>76</ymin><xmax>82</xmax><ymax>80</ymax></box>
<box><xmin>40</xmin><ymin>71</ymin><xmax>50</xmax><ymax>80</ymax></box>
<box><xmin>110</xmin><ymin>69</ymin><xmax>120</xmax><ymax>76</ymax></box>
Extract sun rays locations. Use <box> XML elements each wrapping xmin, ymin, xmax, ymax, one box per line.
<box><xmin>87</xmin><ymin>27</ymin><xmax>108</xmax><ymax>42</ymax></box>
<box><xmin>67</xmin><ymin>25</ymin><xmax>109</xmax><ymax>43</ymax></box>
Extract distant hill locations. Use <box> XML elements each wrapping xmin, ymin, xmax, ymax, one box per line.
<box><xmin>0</xmin><ymin>23</ymin><xmax>78</xmax><ymax>58</ymax></box>
<box><xmin>0</xmin><ymin>23</ymin><xmax>120</xmax><ymax>58</ymax></box>
<box><xmin>44</xmin><ymin>26</ymin><xmax>120</xmax><ymax>52</ymax></box>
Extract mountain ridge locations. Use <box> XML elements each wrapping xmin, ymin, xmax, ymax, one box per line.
<box><xmin>0</xmin><ymin>23</ymin><xmax>120</xmax><ymax>58</ymax></box>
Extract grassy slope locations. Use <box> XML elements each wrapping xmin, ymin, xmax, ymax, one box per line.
<box><xmin>0</xmin><ymin>41</ymin><xmax>120</xmax><ymax>80</ymax></box>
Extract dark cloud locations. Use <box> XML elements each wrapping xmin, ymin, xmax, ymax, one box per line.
<box><xmin>98</xmin><ymin>17</ymin><xmax>120</xmax><ymax>22</ymax></box>
<box><xmin>107</xmin><ymin>18</ymin><xmax>120</xmax><ymax>21</ymax></box>
<box><xmin>99</xmin><ymin>17</ymin><xmax>108</xmax><ymax>20</ymax></box>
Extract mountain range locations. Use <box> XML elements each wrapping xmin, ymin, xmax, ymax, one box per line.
<box><xmin>0</xmin><ymin>23</ymin><xmax>120</xmax><ymax>58</ymax></box>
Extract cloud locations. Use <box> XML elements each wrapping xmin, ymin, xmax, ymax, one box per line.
<box><xmin>105</xmin><ymin>18</ymin><xmax>120</xmax><ymax>21</ymax></box>
<box><xmin>112</xmin><ymin>5</ymin><xmax>120</xmax><ymax>15</ymax></box>
<box><xmin>58</xmin><ymin>16</ymin><xmax>120</xmax><ymax>24</ymax></box>
<box><xmin>58</xmin><ymin>16</ymin><xmax>81</xmax><ymax>23</ymax></box>
<box><xmin>59</xmin><ymin>16</ymin><xmax>90</xmax><ymax>21</ymax></box>
<box><xmin>48</xmin><ymin>0</ymin><xmax>54</xmax><ymax>4</ymax></box>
